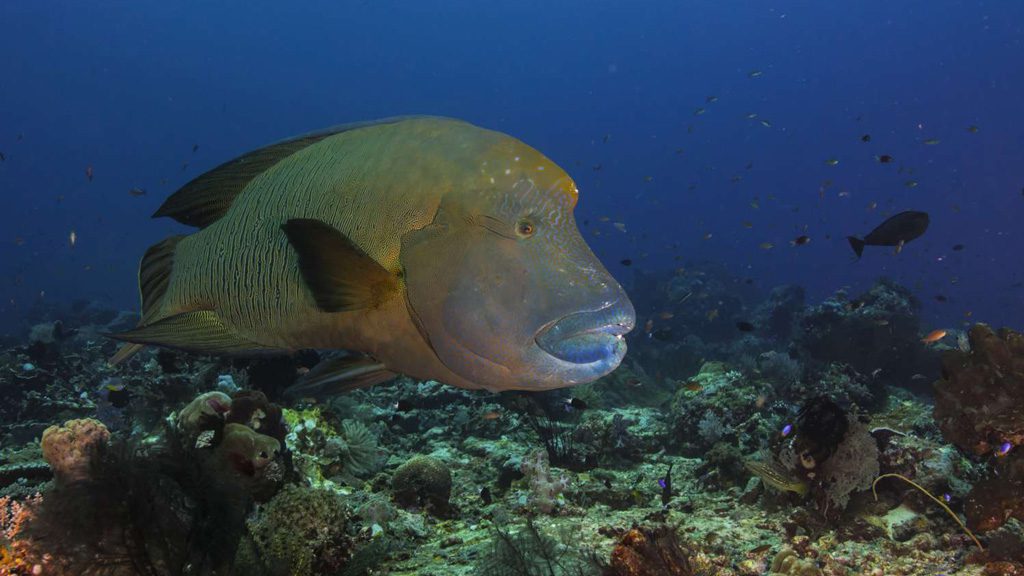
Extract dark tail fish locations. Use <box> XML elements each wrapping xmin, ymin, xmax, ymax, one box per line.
<box><xmin>847</xmin><ymin>236</ymin><xmax>867</xmax><ymax>259</ymax></box>
<box><xmin>848</xmin><ymin>210</ymin><xmax>929</xmax><ymax>259</ymax></box>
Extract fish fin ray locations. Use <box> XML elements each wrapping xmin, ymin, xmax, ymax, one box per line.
<box><xmin>139</xmin><ymin>235</ymin><xmax>185</xmax><ymax>324</ymax></box>
<box><xmin>153</xmin><ymin>117</ymin><xmax>427</xmax><ymax>228</ymax></box>
<box><xmin>108</xmin><ymin>235</ymin><xmax>186</xmax><ymax>365</ymax></box>
<box><xmin>281</xmin><ymin>219</ymin><xmax>399</xmax><ymax>312</ymax></box>
<box><xmin>108</xmin><ymin>343</ymin><xmax>144</xmax><ymax>366</ymax></box>
<box><xmin>108</xmin><ymin>310</ymin><xmax>276</xmax><ymax>355</ymax></box>
<box><xmin>284</xmin><ymin>355</ymin><xmax>397</xmax><ymax>398</ymax></box>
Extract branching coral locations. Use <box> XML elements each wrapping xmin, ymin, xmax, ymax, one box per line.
<box><xmin>521</xmin><ymin>450</ymin><xmax>569</xmax><ymax>514</ymax></box>
<box><xmin>0</xmin><ymin>494</ymin><xmax>41</xmax><ymax>574</ymax></box>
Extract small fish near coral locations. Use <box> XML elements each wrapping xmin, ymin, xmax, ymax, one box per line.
<box><xmin>107</xmin><ymin>117</ymin><xmax>636</xmax><ymax>396</ymax></box>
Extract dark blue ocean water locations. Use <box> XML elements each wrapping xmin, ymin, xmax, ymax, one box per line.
<box><xmin>1</xmin><ymin>0</ymin><xmax>1022</xmax><ymax>336</ymax></box>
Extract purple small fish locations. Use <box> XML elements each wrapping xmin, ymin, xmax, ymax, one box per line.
<box><xmin>996</xmin><ymin>441</ymin><xmax>1013</xmax><ymax>457</ymax></box>
<box><xmin>781</xmin><ymin>424</ymin><xmax>793</xmax><ymax>437</ymax></box>
<box><xmin>943</xmin><ymin>493</ymin><xmax>951</xmax><ymax>503</ymax></box>
<box><xmin>658</xmin><ymin>478</ymin><xmax>667</xmax><ymax>489</ymax></box>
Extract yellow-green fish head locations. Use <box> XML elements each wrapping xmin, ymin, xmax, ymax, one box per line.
<box><xmin>400</xmin><ymin>137</ymin><xmax>635</xmax><ymax>392</ymax></box>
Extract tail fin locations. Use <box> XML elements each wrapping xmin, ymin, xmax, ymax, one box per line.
<box><xmin>108</xmin><ymin>235</ymin><xmax>185</xmax><ymax>366</ymax></box>
<box><xmin>847</xmin><ymin>236</ymin><xmax>865</xmax><ymax>259</ymax></box>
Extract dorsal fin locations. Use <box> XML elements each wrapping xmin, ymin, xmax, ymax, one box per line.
<box><xmin>152</xmin><ymin>132</ymin><xmax>336</xmax><ymax>228</ymax></box>
<box><xmin>153</xmin><ymin>117</ymin><xmax>426</xmax><ymax>228</ymax></box>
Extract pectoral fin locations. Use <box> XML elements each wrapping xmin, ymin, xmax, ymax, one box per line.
<box><xmin>284</xmin><ymin>354</ymin><xmax>397</xmax><ymax>399</ymax></box>
<box><xmin>281</xmin><ymin>219</ymin><xmax>399</xmax><ymax>312</ymax></box>
<box><xmin>109</xmin><ymin>310</ymin><xmax>276</xmax><ymax>355</ymax></box>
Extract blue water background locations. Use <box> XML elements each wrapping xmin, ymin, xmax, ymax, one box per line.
<box><xmin>0</xmin><ymin>0</ymin><xmax>1022</xmax><ymax>335</ymax></box>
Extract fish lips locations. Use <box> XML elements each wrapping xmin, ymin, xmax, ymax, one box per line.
<box><xmin>535</xmin><ymin>302</ymin><xmax>635</xmax><ymax>366</ymax></box>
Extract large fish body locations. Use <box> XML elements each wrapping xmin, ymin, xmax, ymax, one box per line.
<box><xmin>847</xmin><ymin>210</ymin><xmax>929</xmax><ymax>258</ymax></box>
<box><xmin>112</xmin><ymin>117</ymin><xmax>635</xmax><ymax>394</ymax></box>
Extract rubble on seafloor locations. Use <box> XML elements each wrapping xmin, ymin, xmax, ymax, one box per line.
<box><xmin>0</xmin><ymin>270</ymin><xmax>1022</xmax><ymax>575</ymax></box>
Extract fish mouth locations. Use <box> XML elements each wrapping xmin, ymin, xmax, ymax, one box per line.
<box><xmin>535</xmin><ymin>301</ymin><xmax>635</xmax><ymax>365</ymax></box>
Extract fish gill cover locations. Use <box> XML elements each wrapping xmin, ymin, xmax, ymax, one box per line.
<box><xmin>1</xmin><ymin>1</ymin><xmax>1023</xmax><ymax>575</ymax></box>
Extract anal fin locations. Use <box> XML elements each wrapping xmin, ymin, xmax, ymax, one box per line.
<box><xmin>284</xmin><ymin>354</ymin><xmax>397</xmax><ymax>399</ymax></box>
<box><xmin>108</xmin><ymin>310</ymin><xmax>276</xmax><ymax>356</ymax></box>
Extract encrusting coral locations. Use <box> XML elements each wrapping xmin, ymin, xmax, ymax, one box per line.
<box><xmin>245</xmin><ymin>484</ymin><xmax>354</xmax><ymax>576</ymax></box>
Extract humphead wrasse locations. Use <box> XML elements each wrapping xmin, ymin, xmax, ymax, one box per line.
<box><xmin>110</xmin><ymin>117</ymin><xmax>635</xmax><ymax>395</ymax></box>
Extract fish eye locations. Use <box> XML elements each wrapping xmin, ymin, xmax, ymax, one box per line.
<box><xmin>516</xmin><ymin>220</ymin><xmax>535</xmax><ymax>238</ymax></box>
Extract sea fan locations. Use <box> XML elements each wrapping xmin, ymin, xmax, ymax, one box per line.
<box><xmin>337</xmin><ymin>420</ymin><xmax>381</xmax><ymax>478</ymax></box>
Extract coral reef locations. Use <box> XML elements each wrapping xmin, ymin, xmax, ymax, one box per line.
<box><xmin>39</xmin><ymin>418</ymin><xmax>110</xmax><ymax>484</ymax></box>
<box><xmin>934</xmin><ymin>323</ymin><xmax>1024</xmax><ymax>456</ymax></box>
<box><xmin>391</xmin><ymin>455</ymin><xmax>453</xmax><ymax>516</ymax></box>
<box><xmin>520</xmin><ymin>450</ymin><xmax>570</xmax><ymax>514</ymax></box>
<box><xmin>607</xmin><ymin>524</ymin><xmax>719</xmax><ymax>576</ymax></box>
<box><xmin>2</xmin><ymin>276</ymin><xmax>1019</xmax><ymax>576</ymax></box>
<box><xmin>798</xmin><ymin>280</ymin><xmax>938</xmax><ymax>391</ymax></box>
<box><xmin>245</xmin><ymin>484</ymin><xmax>354</xmax><ymax>576</ymax></box>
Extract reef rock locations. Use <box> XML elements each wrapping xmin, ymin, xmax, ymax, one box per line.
<box><xmin>934</xmin><ymin>323</ymin><xmax>1024</xmax><ymax>456</ymax></box>
<box><xmin>799</xmin><ymin>280</ymin><xmax>937</xmax><ymax>388</ymax></box>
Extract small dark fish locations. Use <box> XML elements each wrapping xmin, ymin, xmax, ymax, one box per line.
<box><xmin>128</xmin><ymin>187</ymin><xmax>147</xmax><ymax>197</ymax></box>
<box><xmin>651</xmin><ymin>327</ymin><xmax>673</xmax><ymax>341</ymax></box>
<box><xmin>860</xmin><ymin>134</ymin><xmax>871</xmax><ymax>142</ymax></box>
<box><xmin>876</xmin><ymin>154</ymin><xmax>893</xmax><ymax>164</ymax></box>
<box><xmin>480</xmin><ymin>486</ymin><xmax>492</xmax><ymax>505</ymax></box>
<box><xmin>736</xmin><ymin>321</ymin><xmax>755</xmax><ymax>332</ymax></box>
<box><xmin>934</xmin><ymin>294</ymin><xmax>948</xmax><ymax>303</ymax></box>
<box><xmin>847</xmin><ymin>210</ymin><xmax>930</xmax><ymax>258</ymax></box>
<box><xmin>620</xmin><ymin>259</ymin><xmax>632</xmax><ymax>266</ymax></box>
<box><xmin>564</xmin><ymin>397</ymin><xmax>588</xmax><ymax>411</ymax></box>
<box><xmin>85</xmin><ymin>165</ymin><xmax>94</xmax><ymax>181</ymax></box>
<box><xmin>0</xmin><ymin>151</ymin><xmax>5</xmax><ymax>162</ymax></box>
<box><xmin>967</xmin><ymin>125</ymin><xmax>979</xmax><ymax>133</ymax></box>
<box><xmin>750</xmin><ymin>544</ymin><xmax>773</xmax><ymax>554</ymax></box>
<box><xmin>192</xmin><ymin>143</ymin><xmax>200</xmax><ymax>153</ymax></box>
<box><xmin>393</xmin><ymin>399</ymin><xmax>415</xmax><ymax>412</ymax></box>
<box><xmin>790</xmin><ymin>235</ymin><xmax>810</xmax><ymax>246</ymax></box>
<box><xmin>706</xmin><ymin>95</ymin><xmax>718</xmax><ymax>103</ymax></box>
<box><xmin>952</xmin><ymin>244</ymin><xmax>964</xmax><ymax>251</ymax></box>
